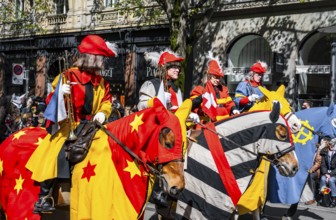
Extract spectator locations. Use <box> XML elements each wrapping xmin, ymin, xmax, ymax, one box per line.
<box><xmin>305</xmin><ymin>138</ymin><xmax>325</xmax><ymax>205</ymax></box>
<box><xmin>319</xmin><ymin>138</ymin><xmax>336</xmax><ymax>207</ymax></box>
<box><xmin>302</xmin><ymin>100</ymin><xmax>313</xmax><ymax>109</ymax></box>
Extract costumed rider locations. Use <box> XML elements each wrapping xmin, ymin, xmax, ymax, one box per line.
<box><xmin>26</xmin><ymin>34</ymin><xmax>117</xmax><ymax>214</ymax></box>
<box><xmin>191</xmin><ymin>51</ymin><xmax>240</xmax><ymax>122</ymax></box>
<box><xmin>234</xmin><ymin>61</ymin><xmax>267</xmax><ymax>112</ymax></box>
<box><xmin>137</xmin><ymin>49</ymin><xmax>199</xmax><ymax>122</ymax></box>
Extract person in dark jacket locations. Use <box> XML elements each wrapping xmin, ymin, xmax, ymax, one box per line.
<box><xmin>319</xmin><ymin>138</ymin><xmax>336</xmax><ymax>207</ymax></box>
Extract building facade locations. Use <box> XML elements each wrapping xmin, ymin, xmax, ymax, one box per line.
<box><xmin>189</xmin><ymin>0</ymin><xmax>336</xmax><ymax>109</ymax></box>
<box><xmin>1</xmin><ymin>0</ymin><xmax>336</xmax><ymax>110</ymax></box>
<box><xmin>0</xmin><ymin>0</ymin><xmax>170</xmax><ymax>106</ymax></box>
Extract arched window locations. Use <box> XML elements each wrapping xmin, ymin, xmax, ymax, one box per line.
<box><xmin>227</xmin><ymin>34</ymin><xmax>272</xmax><ymax>68</ymax></box>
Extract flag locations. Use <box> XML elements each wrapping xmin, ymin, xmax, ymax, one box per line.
<box><xmin>43</xmin><ymin>74</ymin><xmax>67</xmax><ymax>135</ymax></box>
<box><xmin>156</xmin><ymin>80</ymin><xmax>167</xmax><ymax>109</ymax></box>
<box><xmin>268</xmin><ymin>108</ymin><xmax>319</xmax><ymax>204</ymax></box>
<box><xmin>0</xmin><ymin>127</ymin><xmax>48</xmax><ymax>220</ymax></box>
<box><xmin>202</xmin><ymin>81</ymin><xmax>217</xmax><ymax>120</ymax></box>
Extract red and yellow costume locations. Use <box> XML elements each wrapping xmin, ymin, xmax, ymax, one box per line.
<box><xmin>26</xmin><ymin>67</ymin><xmax>112</xmax><ymax>181</ymax></box>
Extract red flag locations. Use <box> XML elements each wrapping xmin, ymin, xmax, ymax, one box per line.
<box><xmin>0</xmin><ymin>127</ymin><xmax>48</xmax><ymax>220</ymax></box>
<box><xmin>202</xmin><ymin>81</ymin><xmax>217</xmax><ymax>120</ymax></box>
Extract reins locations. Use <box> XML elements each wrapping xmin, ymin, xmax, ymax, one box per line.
<box><xmin>194</xmin><ymin>122</ymin><xmax>293</xmax><ymax>165</ymax></box>
<box><xmin>96</xmin><ymin>122</ymin><xmax>163</xmax><ymax>177</ymax></box>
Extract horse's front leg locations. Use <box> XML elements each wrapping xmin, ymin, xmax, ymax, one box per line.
<box><xmin>252</xmin><ymin>209</ymin><xmax>261</xmax><ymax>220</ymax></box>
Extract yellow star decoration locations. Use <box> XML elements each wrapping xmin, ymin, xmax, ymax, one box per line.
<box><xmin>0</xmin><ymin>159</ymin><xmax>3</xmax><ymax>176</ymax></box>
<box><xmin>12</xmin><ymin>130</ymin><xmax>26</xmax><ymax>140</ymax></box>
<box><xmin>123</xmin><ymin>160</ymin><xmax>141</xmax><ymax>179</ymax></box>
<box><xmin>34</xmin><ymin>137</ymin><xmax>44</xmax><ymax>146</ymax></box>
<box><xmin>14</xmin><ymin>174</ymin><xmax>24</xmax><ymax>195</ymax></box>
<box><xmin>130</xmin><ymin>113</ymin><xmax>144</xmax><ymax>133</ymax></box>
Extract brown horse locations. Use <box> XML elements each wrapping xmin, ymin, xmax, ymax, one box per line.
<box><xmin>0</xmin><ymin>99</ymin><xmax>186</xmax><ymax>220</ymax></box>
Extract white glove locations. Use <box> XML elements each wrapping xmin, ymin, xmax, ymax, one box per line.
<box><xmin>93</xmin><ymin>112</ymin><xmax>106</xmax><ymax>124</ymax></box>
<box><xmin>61</xmin><ymin>83</ymin><xmax>71</xmax><ymax>94</ymax></box>
<box><xmin>188</xmin><ymin>112</ymin><xmax>200</xmax><ymax>123</ymax></box>
<box><xmin>165</xmin><ymin>92</ymin><xmax>171</xmax><ymax>103</ymax></box>
<box><xmin>248</xmin><ymin>94</ymin><xmax>259</xmax><ymax>102</ymax></box>
<box><xmin>232</xmin><ymin>109</ymin><xmax>240</xmax><ymax>115</ymax></box>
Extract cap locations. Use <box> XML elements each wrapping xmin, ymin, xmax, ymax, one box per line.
<box><xmin>145</xmin><ymin>49</ymin><xmax>184</xmax><ymax>67</ymax></box>
<box><xmin>250</xmin><ymin>61</ymin><xmax>267</xmax><ymax>74</ymax></box>
<box><xmin>78</xmin><ymin>35</ymin><xmax>118</xmax><ymax>57</ymax></box>
<box><xmin>207</xmin><ymin>51</ymin><xmax>224</xmax><ymax>77</ymax></box>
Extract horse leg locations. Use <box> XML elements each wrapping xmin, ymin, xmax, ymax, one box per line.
<box><xmin>282</xmin><ymin>203</ymin><xmax>298</xmax><ymax>220</ymax></box>
<box><xmin>252</xmin><ymin>208</ymin><xmax>261</xmax><ymax>220</ymax></box>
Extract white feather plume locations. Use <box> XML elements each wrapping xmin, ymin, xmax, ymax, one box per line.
<box><xmin>206</xmin><ymin>51</ymin><xmax>223</xmax><ymax>71</ymax></box>
<box><xmin>257</xmin><ymin>60</ymin><xmax>268</xmax><ymax>69</ymax></box>
<box><xmin>105</xmin><ymin>41</ymin><xmax>118</xmax><ymax>57</ymax></box>
<box><xmin>144</xmin><ymin>51</ymin><xmax>161</xmax><ymax>67</ymax></box>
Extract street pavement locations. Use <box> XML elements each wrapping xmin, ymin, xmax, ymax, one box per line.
<box><xmin>144</xmin><ymin>201</ymin><xmax>336</xmax><ymax>220</ymax></box>
<box><xmin>42</xmin><ymin>201</ymin><xmax>336</xmax><ymax>220</ymax></box>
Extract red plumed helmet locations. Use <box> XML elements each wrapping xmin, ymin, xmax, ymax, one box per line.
<box><xmin>207</xmin><ymin>51</ymin><xmax>224</xmax><ymax>77</ymax></box>
<box><xmin>145</xmin><ymin>49</ymin><xmax>184</xmax><ymax>67</ymax></box>
<box><xmin>78</xmin><ymin>35</ymin><xmax>118</xmax><ymax>57</ymax></box>
<box><xmin>250</xmin><ymin>61</ymin><xmax>267</xmax><ymax>74</ymax></box>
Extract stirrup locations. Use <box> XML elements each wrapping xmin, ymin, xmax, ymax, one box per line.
<box><xmin>34</xmin><ymin>195</ymin><xmax>55</xmax><ymax>214</ymax></box>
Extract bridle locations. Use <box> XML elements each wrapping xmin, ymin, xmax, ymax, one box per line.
<box><xmin>97</xmin><ymin>122</ymin><xmax>183</xmax><ymax>181</ymax></box>
<box><xmin>195</xmin><ymin>122</ymin><xmax>294</xmax><ymax>166</ymax></box>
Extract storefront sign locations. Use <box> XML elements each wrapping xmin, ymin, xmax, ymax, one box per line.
<box><xmin>225</xmin><ymin>67</ymin><xmax>271</xmax><ymax>84</ymax></box>
<box><xmin>296</xmin><ymin>65</ymin><xmax>330</xmax><ymax>74</ymax></box>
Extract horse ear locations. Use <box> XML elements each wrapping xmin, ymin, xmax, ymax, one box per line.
<box><xmin>276</xmin><ymin>85</ymin><xmax>286</xmax><ymax>97</ymax></box>
<box><xmin>258</xmin><ymin>86</ymin><xmax>271</xmax><ymax>98</ymax></box>
<box><xmin>270</xmin><ymin>101</ymin><xmax>280</xmax><ymax>123</ymax></box>
<box><xmin>327</xmin><ymin>101</ymin><xmax>335</xmax><ymax>116</ymax></box>
<box><xmin>153</xmin><ymin>98</ymin><xmax>170</xmax><ymax>123</ymax></box>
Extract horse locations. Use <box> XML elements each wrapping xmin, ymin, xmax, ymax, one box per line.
<box><xmin>0</xmin><ymin>99</ymin><xmax>187</xmax><ymax>220</ymax></box>
<box><xmin>232</xmin><ymin>85</ymin><xmax>302</xmax><ymax>219</ymax></box>
<box><xmin>266</xmin><ymin>102</ymin><xmax>336</xmax><ymax>219</ymax></box>
<box><xmin>151</xmin><ymin>85</ymin><xmax>302</xmax><ymax>220</ymax></box>
<box><xmin>175</xmin><ymin>102</ymin><xmax>299</xmax><ymax>219</ymax></box>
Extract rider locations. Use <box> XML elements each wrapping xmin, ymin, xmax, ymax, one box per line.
<box><xmin>234</xmin><ymin>61</ymin><xmax>267</xmax><ymax>112</ymax></box>
<box><xmin>191</xmin><ymin>52</ymin><xmax>239</xmax><ymax>122</ymax></box>
<box><xmin>26</xmin><ymin>34</ymin><xmax>117</xmax><ymax>214</ymax></box>
<box><xmin>138</xmin><ymin>49</ymin><xmax>184</xmax><ymax>112</ymax></box>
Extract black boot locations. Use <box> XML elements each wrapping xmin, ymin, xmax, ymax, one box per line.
<box><xmin>329</xmin><ymin>197</ymin><xmax>336</xmax><ymax>208</ymax></box>
<box><xmin>33</xmin><ymin>180</ymin><xmax>56</xmax><ymax>214</ymax></box>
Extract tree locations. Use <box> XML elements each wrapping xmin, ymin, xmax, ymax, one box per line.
<box><xmin>115</xmin><ymin>0</ymin><xmax>219</xmax><ymax>93</ymax></box>
<box><xmin>0</xmin><ymin>0</ymin><xmax>52</xmax><ymax>36</ymax></box>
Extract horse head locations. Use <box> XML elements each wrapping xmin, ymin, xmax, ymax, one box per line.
<box><xmin>124</xmin><ymin>99</ymin><xmax>185</xmax><ymax>198</ymax></box>
<box><xmin>253</xmin><ymin>102</ymin><xmax>299</xmax><ymax>177</ymax></box>
<box><xmin>253</xmin><ymin>85</ymin><xmax>301</xmax><ymax>134</ymax></box>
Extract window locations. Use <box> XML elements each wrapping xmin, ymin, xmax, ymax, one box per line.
<box><xmin>105</xmin><ymin>0</ymin><xmax>119</xmax><ymax>8</ymax></box>
<box><xmin>15</xmin><ymin>0</ymin><xmax>24</xmax><ymax>18</ymax></box>
<box><xmin>53</xmin><ymin>0</ymin><xmax>69</xmax><ymax>14</ymax></box>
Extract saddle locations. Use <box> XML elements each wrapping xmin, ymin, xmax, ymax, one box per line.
<box><xmin>64</xmin><ymin>120</ymin><xmax>99</xmax><ymax>164</ymax></box>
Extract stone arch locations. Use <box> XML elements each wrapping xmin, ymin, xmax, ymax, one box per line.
<box><xmin>226</xmin><ymin>33</ymin><xmax>272</xmax><ymax>68</ymax></box>
<box><xmin>298</xmin><ymin>30</ymin><xmax>331</xmax><ymax>66</ymax></box>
